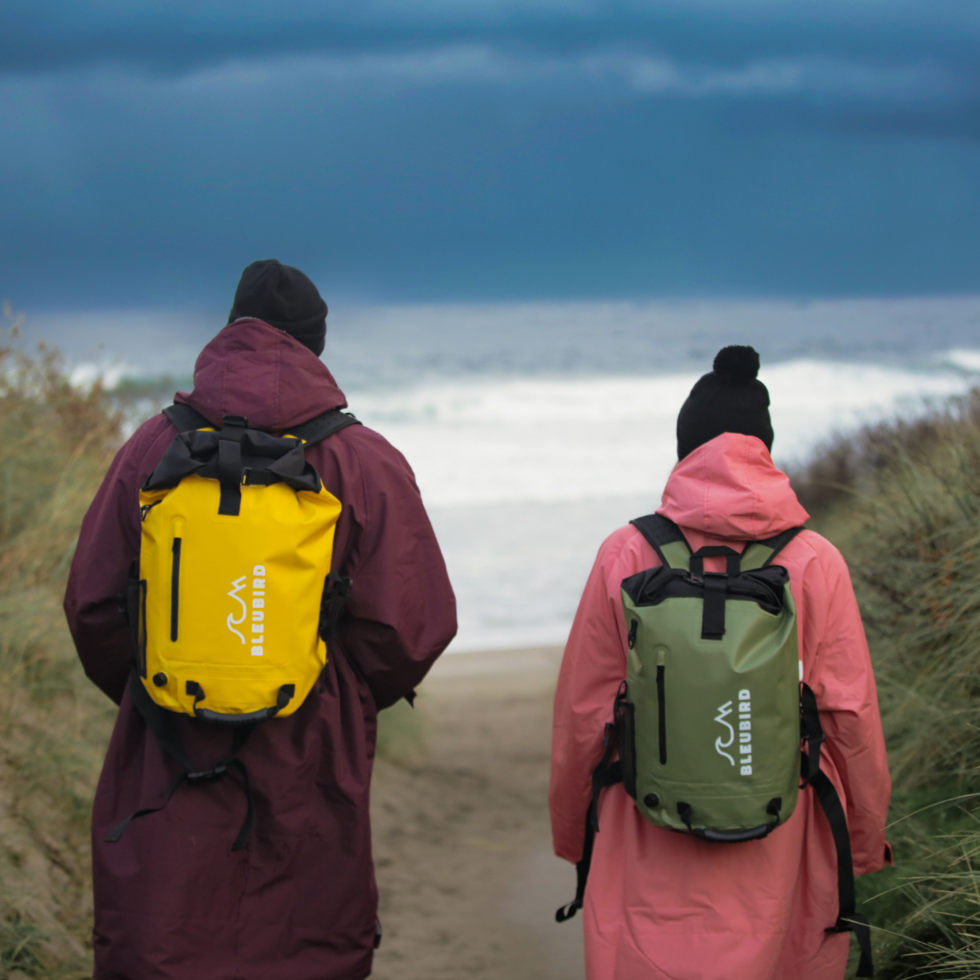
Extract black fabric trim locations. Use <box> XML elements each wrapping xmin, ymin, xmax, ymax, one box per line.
<box><xmin>622</xmin><ymin>564</ymin><xmax>788</xmax><ymax>615</ymax></box>
<box><xmin>614</xmin><ymin>690</ymin><xmax>637</xmax><ymax>798</ymax></box>
<box><xmin>801</xmin><ymin>682</ymin><xmax>874</xmax><ymax>978</ymax></box>
<box><xmin>656</xmin><ymin>666</ymin><xmax>667</xmax><ymax>764</ymax></box>
<box><xmin>162</xmin><ymin>403</ymin><xmax>212</xmax><ymax>433</ymax></box>
<box><xmin>217</xmin><ymin>435</ymin><xmax>243</xmax><ymax>516</ymax></box>
<box><xmin>319</xmin><ymin>572</ymin><xmax>353</xmax><ymax>642</ymax></box>
<box><xmin>170</xmin><ymin>538</ymin><xmax>181</xmax><ymax>642</ymax></box>
<box><xmin>125</xmin><ymin>565</ymin><xmax>147</xmax><ymax>677</ymax></box>
<box><xmin>195</xmin><ymin>684</ymin><xmax>295</xmax><ymax>724</ymax></box>
<box><xmin>757</xmin><ymin>526</ymin><xmax>804</xmax><ymax>567</ymax></box>
<box><xmin>677</xmin><ymin>800</ymin><xmax>780</xmax><ymax>842</ymax></box>
<box><xmin>290</xmin><ymin>409</ymin><xmax>362</xmax><ymax>446</ymax></box>
<box><xmin>144</xmin><ymin>428</ymin><xmax>321</xmax><ymax>496</ymax></box>
<box><xmin>689</xmin><ymin>545</ymin><xmax>741</xmax><ymax>579</ymax></box>
<box><xmin>701</xmin><ymin>573</ymin><xmax>728</xmax><ymax>640</ymax></box>
<box><xmin>629</xmin><ymin>514</ymin><xmax>691</xmax><ymax>569</ymax></box>
<box><xmin>557</xmin><ymin>700</ymin><xmax>627</xmax><ymax>924</ymax></box>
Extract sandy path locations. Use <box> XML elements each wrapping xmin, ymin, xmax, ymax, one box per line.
<box><xmin>370</xmin><ymin>647</ymin><xmax>586</xmax><ymax>980</ymax></box>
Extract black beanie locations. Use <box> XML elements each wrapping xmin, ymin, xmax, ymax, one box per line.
<box><xmin>228</xmin><ymin>259</ymin><xmax>328</xmax><ymax>356</ymax></box>
<box><xmin>676</xmin><ymin>346</ymin><xmax>773</xmax><ymax>460</ymax></box>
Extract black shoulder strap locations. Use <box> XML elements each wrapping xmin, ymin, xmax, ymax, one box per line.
<box><xmin>163</xmin><ymin>402</ymin><xmax>212</xmax><ymax>433</ymax></box>
<box><xmin>800</xmin><ymin>683</ymin><xmax>874</xmax><ymax>977</ymax></box>
<box><xmin>162</xmin><ymin>403</ymin><xmax>361</xmax><ymax>448</ymax></box>
<box><xmin>756</xmin><ymin>526</ymin><xmax>805</xmax><ymax>567</ymax></box>
<box><xmin>629</xmin><ymin>514</ymin><xmax>692</xmax><ymax>569</ymax></box>
<box><xmin>556</xmin><ymin>690</ymin><xmax>627</xmax><ymax>924</ymax></box>
<box><xmin>290</xmin><ymin>408</ymin><xmax>362</xmax><ymax>447</ymax></box>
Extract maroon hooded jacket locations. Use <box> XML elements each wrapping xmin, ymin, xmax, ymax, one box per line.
<box><xmin>64</xmin><ymin>320</ymin><xmax>457</xmax><ymax>980</ymax></box>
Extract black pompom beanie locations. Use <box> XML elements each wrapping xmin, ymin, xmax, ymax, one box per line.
<box><xmin>228</xmin><ymin>259</ymin><xmax>328</xmax><ymax>356</ymax></box>
<box><xmin>676</xmin><ymin>346</ymin><xmax>773</xmax><ymax>460</ymax></box>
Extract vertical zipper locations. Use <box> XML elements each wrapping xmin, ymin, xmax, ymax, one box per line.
<box><xmin>627</xmin><ymin>619</ymin><xmax>638</xmax><ymax>649</ymax></box>
<box><xmin>170</xmin><ymin>536</ymin><xmax>182</xmax><ymax>642</ymax></box>
<box><xmin>656</xmin><ymin>648</ymin><xmax>667</xmax><ymax>765</ymax></box>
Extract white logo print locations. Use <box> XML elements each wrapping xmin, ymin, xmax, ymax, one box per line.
<box><xmin>227</xmin><ymin>567</ymin><xmax>269</xmax><ymax>656</ymax></box>
<box><xmin>714</xmin><ymin>701</ymin><xmax>736</xmax><ymax>765</ymax></box>
<box><xmin>226</xmin><ymin>576</ymin><xmax>247</xmax><ymax>643</ymax></box>
<box><xmin>737</xmin><ymin>689</ymin><xmax>753</xmax><ymax>776</ymax></box>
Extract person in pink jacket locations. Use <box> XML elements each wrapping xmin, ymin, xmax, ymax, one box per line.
<box><xmin>550</xmin><ymin>346</ymin><xmax>891</xmax><ymax>980</ymax></box>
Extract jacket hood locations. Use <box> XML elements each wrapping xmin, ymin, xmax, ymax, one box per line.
<box><xmin>658</xmin><ymin>432</ymin><xmax>809</xmax><ymax>541</ymax></box>
<box><xmin>176</xmin><ymin>318</ymin><xmax>347</xmax><ymax>431</ymax></box>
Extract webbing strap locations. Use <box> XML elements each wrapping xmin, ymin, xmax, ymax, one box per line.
<box><xmin>163</xmin><ymin>403</ymin><xmax>361</xmax><ymax>448</ymax></box>
<box><xmin>701</xmin><ymin>573</ymin><xmax>728</xmax><ymax>640</ymax></box>
<box><xmin>320</xmin><ymin>572</ymin><xmax>353</xmax><ymax>642</ymax></box>
<box><xmin>162</xmin><ymin>403</ymin><xmax>212</xmax><ymax>433</ymax></box>
<box><xmin>105</xmin><ymin>672</ymin><xmax>257</xmax><ymax>852</ymax></box>
<box><xmin>290</xmin><ymin>408</ymin><xmax>362</xmax><ymax>446</ymax></box>
<box><xmin>216</xmin><ymin>415</ymin><xmax>247</xmax><ymax>516</ymax></box>
<box><xmin>556</xmin><ymin>722</ymin><xmax>624</xmax><ymax>923</ymax></box>
<box><xmin>801</xmin><ymin>682</ymin><xmax>874</xmax><ymax>977</ymax></box>
<box><xmin>629</xmin><ymin>514</ymin><xmax>691</xmax><ymax>570</ymax></box>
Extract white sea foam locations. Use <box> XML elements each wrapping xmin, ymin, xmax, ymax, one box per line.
<box><xmin>351</xmin><ymin>359</ymin><xmax>975</xmax><ymax>510</ymax></box>
<box><xmin>341</xmin><ymin>357</ymin><xmax>979</xmax><ymax>651</ymax></box>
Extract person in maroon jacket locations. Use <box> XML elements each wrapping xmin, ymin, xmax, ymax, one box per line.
<box><xmin>64</xmin><ymin>260</ymin><xmax>457</xmax><ymax>980</ymax></box>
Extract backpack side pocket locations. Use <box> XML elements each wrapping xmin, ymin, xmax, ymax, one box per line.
<box><xmin>125</xmin><ymin>566</ymin><xmax>147</xmax><ymax>678</ymax></box>
<box><xmin>615</xmin><ymin>689</ymin><xmax>638</xmax><ymax>799</ymax></box>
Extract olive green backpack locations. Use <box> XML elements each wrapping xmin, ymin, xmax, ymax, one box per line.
<box><xmin>557</xmin><ymin>514</ymin><xmax>874</xmax><ymax>978</ymax></box>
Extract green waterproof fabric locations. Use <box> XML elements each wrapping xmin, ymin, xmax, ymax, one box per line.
<box><xmin>620</xmin><ymin>533</ymin><xmax>801</xmax><ymax>837</ymax></box>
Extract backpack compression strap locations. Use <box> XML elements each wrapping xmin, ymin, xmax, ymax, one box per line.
<box><xmin>801</xmin><ymin>682</ymin><xmax>874</xmax><ymax>977</ymax></box>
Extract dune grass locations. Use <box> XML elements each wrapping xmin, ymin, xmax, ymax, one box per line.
<box><xmin>793</xmin><ymin>390</ymin><xmax>980</xmax><ymax>978</ymax></box>
<box><xmin>0</xmin><ymin>317</ymin><xmax>121</xmax><ymax>977</ymax></box>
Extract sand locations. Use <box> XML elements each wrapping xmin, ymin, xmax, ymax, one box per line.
<box><xmin>369</xmin><ymin>647</ymin><xmax>586</xmax><ymax>980</ymax></box>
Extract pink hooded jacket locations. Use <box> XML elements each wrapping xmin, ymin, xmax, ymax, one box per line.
<box><xmin>550</xmin><ymin>433</ymin><xmax>891</xmax><ymax>980</ymax></box>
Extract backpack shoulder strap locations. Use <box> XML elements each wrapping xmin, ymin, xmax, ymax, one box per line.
<box><xmin>800</xmin><ymin>682</ymin><xmax>874</xmax><ymax>977</ymax></box>
<box><xmin>740</xmin><ymin>526</ymin><xmax>805</xmax><ymax>571</ymax></box>
<box><xmin>629</xmin><ymin>514</ymin><xmax>692</xmax><ymax>571</ymax></box>
<box><xmin>288</xmin><ymin>408</ymin><xmax>362</xmax><ymax>447</ymax></box>
<box><xmin>162</xmin><ymin>403</ymin><xmax>213</xmax><ymax>433</ymax></box>
<box><xmin>163</xmin><ymin>403</ymin><xmax>362</xmax><ymax>446</ymax></box>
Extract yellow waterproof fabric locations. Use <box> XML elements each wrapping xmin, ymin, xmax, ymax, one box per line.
<box><xmin>138</xmin><ymin>474</ymin><xmax>341</xmax><ymax>718</ymax></box>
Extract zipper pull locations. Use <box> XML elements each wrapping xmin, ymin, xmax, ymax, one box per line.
<box><xmin>140</xmin><ymin>500</ymin><xmax>162</xmax><ymax>522</ymax></box>
<box><xmin>627</xmin><ymin>619</ymin><xmax>638</xmax><ymax>649</ymax></box>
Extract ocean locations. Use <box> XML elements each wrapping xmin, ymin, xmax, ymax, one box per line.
<box><xmin>27</xmin><ymin>295</ymin><xmax>980</xmax><ymax>652</ymax></box>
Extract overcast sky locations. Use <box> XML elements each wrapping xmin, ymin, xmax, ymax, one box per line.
<box><xmin>3</xmin><ymin>1</ymin><xmax>979</xmax><ymax>310</ymax></box>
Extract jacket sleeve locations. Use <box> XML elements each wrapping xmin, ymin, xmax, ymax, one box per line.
<box><xmin>334</xmin><ymin>430</ymin><xmax>457</xmax><ymax>711</ymax></box>
<box><xmin>807</xmin><ymin>538</ymin><xmax>892</xmax><ymax>876</ymax></box>
<box><xmin>550</xmin><ymin>527</ymin><xmax>638</xmax><ymax>863</ymax></box>
<box><xmin>63</xmin><ymin>419</ymin><xmax>171</xmax><ymax>704</ymax></box>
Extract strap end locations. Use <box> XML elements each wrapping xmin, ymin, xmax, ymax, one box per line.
<box><xmin>555</xmin><ymin>900</ymin><xmax>581</xmax><ymax>923</ymax></box>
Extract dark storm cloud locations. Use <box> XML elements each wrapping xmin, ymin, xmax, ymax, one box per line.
<box><xmin>1</xmin><ymin>1</ymin><xmax>979</xmax><ymax>308</ymax></box>
<box><xmin>3</xmin><ymin>0</ymin><xmax>979</xmax><ymax>78</ymax></box>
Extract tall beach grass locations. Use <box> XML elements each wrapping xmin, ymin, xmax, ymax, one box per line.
<box><xmin>794</xmin><ymin>390</ymin><xmax>980</xmax><ymax>978</ymax></box>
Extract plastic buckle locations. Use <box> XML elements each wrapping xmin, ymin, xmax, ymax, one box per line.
<box><xmin>186</xmin><ymin>764</ymin><xmax>228</xmax><ymax>785</ymax></box>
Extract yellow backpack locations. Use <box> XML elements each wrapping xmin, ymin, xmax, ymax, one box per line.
<box><xmin>110</xmin><ymin>403</ymin><xmax>360</xmax><ymax>850</ymax></box>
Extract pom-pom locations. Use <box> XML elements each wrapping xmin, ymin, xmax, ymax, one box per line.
<box><xmin>713</xmin><ymin>346</ymin><xmax>760</xmax><ymax>383</ymax></box>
